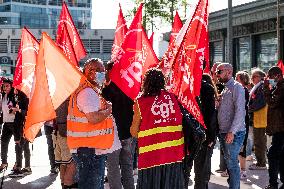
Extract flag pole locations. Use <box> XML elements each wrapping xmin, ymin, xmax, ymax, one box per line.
<box><xmin>227</xmin><ymin>0</ymin><xmax>233</xmax><ymax>65</ymax></box>
<box><xmin>277</xmin><ymin>0</ymin><xmax>281</xmax><ymax>60</ymax></box>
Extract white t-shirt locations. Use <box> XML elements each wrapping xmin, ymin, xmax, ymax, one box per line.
<box><xmin>2</xmin><ymin>95</ymin><xmax>15</xmax><ymax>123</ymax></box>
<box><xmin>76</xmin><ymin>87</ymin><xmax>121</xmax><ymax>155</ymax></box>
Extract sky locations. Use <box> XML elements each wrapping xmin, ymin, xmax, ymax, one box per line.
<box><xmin>92</xmin><ymin>0</ymin><xmax>257</xmax><ymax>29</ymax></box>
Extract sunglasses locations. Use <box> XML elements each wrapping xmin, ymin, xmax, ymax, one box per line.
<box><xmin>216</xmin><ymin>70</ymin><xmax>224</xmax><ymax>75</ymax></box>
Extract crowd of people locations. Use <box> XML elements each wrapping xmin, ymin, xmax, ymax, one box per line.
<box><xmin>0</xmin><ymin>58</ymin><xmax>283</xmax><ymax>189</ymax></box>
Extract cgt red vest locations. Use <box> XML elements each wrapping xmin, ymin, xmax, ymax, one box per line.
<box><xmin>137</xmin><ymin>90</ymin><xmax>184</xmax><ymax>170</ymax></box>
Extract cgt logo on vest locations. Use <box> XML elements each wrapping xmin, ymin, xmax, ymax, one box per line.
<box><xmin>151</xmin><ymin>95</ymin><xmax>177</xmax><ymax>124</ymax></box>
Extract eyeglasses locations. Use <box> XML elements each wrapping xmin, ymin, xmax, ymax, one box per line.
<box><xmin>216</xmin><ymin>70</ymin><xmax>224</xmax><ymax>75</ymax></box>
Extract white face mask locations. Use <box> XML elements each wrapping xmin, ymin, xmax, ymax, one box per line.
<box><xmin>268</xmin><ymin>79</ymin><xmax>277</xmax><ymax>87</ymax></box>
<box><xmin>95</xmin><ymin>72</ymin><xmax>106</xmax><ymax>86</ymax></box>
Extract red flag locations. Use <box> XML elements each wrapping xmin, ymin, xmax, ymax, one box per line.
<box><xmin>277</xmin><ymin>60</ymin><xmax>284</xmax><ymax>74</ymax></box>
<box><xmin>111</xmin><ymin>3</ymin><xmax>128</xmax><ymax>61</ymax></box>
<box><xmin>110</xmin><ymin>3</ymin><xmax>159</xmax><ymax>99</ymax></box>
<box><xmin>13</xmin><ymin>27</ymin><xmax>39</xmax><ymax>98</ymax></box>
<box><xmin>57</xmin><ymin>22</ymin><xmax>78</xmax><ymax>66</ymax></box>
<box><xmin>149</xmin><ymin>32</ymin><xmax>154</xmax><ymax>47</ymax></box>
<box><xmin>169</xmin><ymin>11</ymin><xmax>183</xmax><ymax>44</ymax></box>
<box><xmin>24</xmin><ymin>32</ymin><xmax>84</xmax><ymax>142</ymax></box>
<box><xmin>57</xmin><ymin>2</ymin><xmax>87</xmax><ymax>62</ymax></box>
<box><xmin>169</xmin><ymin>0</ymin><xmax>209</xmax><ymax>126</ymax></box>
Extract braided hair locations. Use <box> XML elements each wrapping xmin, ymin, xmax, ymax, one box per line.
<box><xmin>142</xmin><ymin>68</ymin><xmax>165</xmax><ymax>97</ymax></box>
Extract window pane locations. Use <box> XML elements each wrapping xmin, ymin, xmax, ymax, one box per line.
<box><xmin>256</xmin><ymin>33</ymin><xmax>277</xmax><ymax>73</ymax></box>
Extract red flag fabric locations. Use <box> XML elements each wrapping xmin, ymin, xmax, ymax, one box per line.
<box><xmin>57</xmin><ymin>2</ymin><xmax>87</xmax><ymax>62</ymax></box>
<box><xmin>110</xmin><ymin>3</ymin><xmax>159</xmax><ymax>99</ymax></box>
<box><xmin>24</xmin><ymin>32</ymin><xmax>84</xmax><ymax>142</ymax></box>
<box><xmin>13</xmin><ymin>27</ymin><xmax>39</xmax><ymax>98</ymax></box>
<box><xmin>57</xmin><ymin>22</ymin><xmax>78</xmax><ymax>66</ymax></box>
<box><xmin>111</xmin><ymin>3</ymin><xmax>128</xmax><ymax>61</ymax></box>
<box><xmin>169</xmin><ymin>0</ymin><xmax>209</xmax><ymax>126</ymax></box>
<box><xmin>169</xmin><ymin>11</ymin><xmax>183</xmax><ymax>44</ymax></box>
<box><xmin>149</xmin><ymin>32</ymin><xmax>154</xmax><ymax>47</ymax></box>
<box><xmin>277</xmin><ymin>60</ymin><xmax>284</xmax><ymax>74</ymax></box>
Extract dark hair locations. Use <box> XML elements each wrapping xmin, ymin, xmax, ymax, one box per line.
<box><xmin>202</xmin><ymin>73</ymin><xmax>218</xmax><ymax>99</ymax></box>
<box><xmin>1</xmin><ymin>78</ymin><xmax>16</xmax><ymax>106</ymax></box>
<box><xmin>2</xmin><ymin>78</ymin><xmax>13</xmax><ymax>85</ymax></box>
<box><xmin>268</xmin><ymin>66</ymin><xmax>282</xmax><ymax>77</ymax></box>
<box><xmin>83</xmin><ymin>58</ymin><xmax>103</xmax><ymax>73</ymax></box>
<box><xmin>142</xmin><ymin>68</ymin><xmax>165</xmax><ymax>97</ymax></box>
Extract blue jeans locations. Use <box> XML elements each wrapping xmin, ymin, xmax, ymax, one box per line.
<box><xmin>219</xmin><ymin>131</ymin><xmax>245</xmax><ymax>189</ymax></box>
<box><xmin>72</xmin><ymin>148</ymin><xmax>106</xmax><ymax>189</ymax></box>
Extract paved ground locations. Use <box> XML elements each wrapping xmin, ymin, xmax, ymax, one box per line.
<box><xmin>0</xmin><ymin>135</ymin><xmax>271</xmax><ymax>189</ymax></box>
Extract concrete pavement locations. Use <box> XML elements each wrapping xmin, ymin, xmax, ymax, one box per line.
<box><xmin>0</xmin><ymin>136</ymin><xmax>270</xmax><ymax>189</ymax></box>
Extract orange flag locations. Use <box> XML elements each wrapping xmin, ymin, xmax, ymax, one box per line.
<box><xmin>57</xmin><ymin>22</ymin><xmax>78</xmax><ymax>66</ymax></box>
<box><xmin>110</xmin><ymin>3</ymin><xmax>159</xmax><ymax>99</ymax></box>
<box><xmin>13</xmin><ymin>27</ymin><xmax>39</xmax><ymax>98</ymax></box>
<box><xmin>57</xmin><ymin>2</ymin><xmax>87</xmax><ymax>62</ymax></box>
<box><xmin>169</xmin><ymin>11</ymin><xmax>183</xmax><ymax>44</ymax></box>
<box><xmin>111</xmin><ymin>3</ymin><xmax>128</xmax><ymax>61</ymax></box>
<box><xmin>24</xmin><ymin>32</ymin><xmax>84</xmax><ymax>142</ymax></box>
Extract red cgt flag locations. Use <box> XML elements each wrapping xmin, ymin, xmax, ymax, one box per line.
<box><xmin>110</xmin><ymin>3</ymin><xmax>159</xmax><ymax>99</ymax></box>
<box><xmin>57</xmin><ymin>2</ymin><xmax>86</xmax><ymax>62</ymax></box>
<box><xmin>13</xmin><ymin>27</ymin><xmax>39</xmax><ymax>98</ymax></box>
<box><xmin>111</xmin><ymin>3</ymin><xmax>128</xmax><ymax>61</ymax></box>
<box><xmin>169</xmin><ymin>0</ymin><xmax>209</xmax><ymax>126</ymax></box>
<box><xmin>24</xmin><ymin>32</ymin><xmax>84</xmax><ymax>142</ymax></box>
<box><xmin>57</xmin><ymin>22</ymin><xmax>78</xmax><ymax>66</ymax></box>
<box><xmin>277</xmin><ymin>59</ymin><xmax>284</xmax><ymax>74</ymax></box>
<box><xmin>169</xmin><ymin>11</ymin><xmax>183</xmax><ymax>44</ymax></box>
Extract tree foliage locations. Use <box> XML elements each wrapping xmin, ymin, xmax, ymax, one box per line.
<box><xmin>127</xmin><ymin>0</ymin><xmax>182</xmax><ymax>32</ymax></box>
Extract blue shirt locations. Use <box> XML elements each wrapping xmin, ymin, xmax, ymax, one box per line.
<box><xmin>218</xmin><ymin>78</ymin><xmax>246</xmax><ymax>134</ymax></box>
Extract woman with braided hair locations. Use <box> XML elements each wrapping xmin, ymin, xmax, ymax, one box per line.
<box><xmin>130</xmin><ymin>68</ymin><xmax>185</xmax><ymax>189</ymax></box>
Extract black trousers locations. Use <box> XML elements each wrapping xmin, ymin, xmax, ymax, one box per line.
<box><xmin>1</xmin><ymin>123</ymin><xmax>21</xmax><ymax>166</ymax></box>
<box><xmin>194</xmin><ymin>144</ymin><xmax>214</xmax><ymax>189</ymax></box>
<box><xmin>15</xmin><ymin>138</ymin><xmax>31</xmax><ymax>168</ymax></box>
<box><xmin>267</xmin><ymin>132</ymin><xmax>284</xmax><ymax>187</ymax></box>
<box><xmin>44</xmin><ymin>125</ymin><xmax>56</xmax><ymax>169</ymax></box>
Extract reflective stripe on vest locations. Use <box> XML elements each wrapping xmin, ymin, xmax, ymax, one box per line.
<box><xmin>67</xmin><ymin>115</ymin><xmax>88</xmax><ymax>123</ymax></box>
<box><xmin>139</xmin><ymin>137</ymin><xmax>184</xmax><ymax>154</ymax></box>
<box><xmin>138</xmin><ymin>125</ymin><xmax>182</xmax><ymax>138</ymax></box>
<box><xmin>67</xmin><ymin>128</ymin><xmax>113</xmax><ymax>138</ymax></box>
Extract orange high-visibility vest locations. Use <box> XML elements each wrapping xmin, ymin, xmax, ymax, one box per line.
<box><xmin>67</xmin><ymin>82</ymin><xmax>114</xmax><ymax>150</ymax></box>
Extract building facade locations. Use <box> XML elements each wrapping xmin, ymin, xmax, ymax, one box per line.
<box><xmin>0</xmin><ymin>0</ymin><xmax>114</xmax><ymax>79</ymax></box>
<box><xmin>209</xmin><ymin>0</ymin><xmax>284</xmax><ymax>73</ymax></box>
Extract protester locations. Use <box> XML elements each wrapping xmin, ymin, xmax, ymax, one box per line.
<box><xmin>67</xmin><ymin>58</ymin><xmax>119</xmax><ymax>189</ymax></box>
<box><xmin>44</xmin><ymin>120</ymin><xmax>59</xmax><ymax>174</ymax></box>
<box><xmin>216</xmin><ymin>63</ymin><xmax>246</xmax><ymax>189</ymax></box>
<box><xmin>248</xmin><ymin>68</ymin><xmax>267</xmax><ymax>170</ymax></box>
<box><xmin>0</xmin><ymin>79</ymin><xmax>29</xmax><ymax>177</ymax></box>
<box><xmin>263</xmin><ymin>66</ymin><xmax>284</xmax><ymax>189</ymax></box>
<box><xmin>130</xmin><ymin>68</ymin><xmax>185</xmax><ymax>189</ymax></box>
<box><xmin>194</xmin><ymin>73</ymin><xmax>217</xmax><ymax>189</ymax></box>
<box><xmin>102</xmin><ymin>61</ymin><xmax>135</xmax><ymax>189</ymax></box>
<box><xmin>211</xmin><ymin>62</ymin><xmax>227</xmax><ymax>175</ymax></box>
<box><xmin>53</xmin><ymin>99</ymin><xmax>77</xmax><ymax>189</ymax></box>
<box><xmin>235</xmin><ymin>71</ymin><xmax>250</xmax><ymax>180</ymax></box>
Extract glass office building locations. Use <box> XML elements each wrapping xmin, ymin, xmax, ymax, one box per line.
<box><xmin>209</xmin><ymin>0</ymin><xmax>282</xmax><ymax>73</ymax></box>
<box><xmin>0</xmin><ymin>0</ymin><xmax>91</xmax><ymax>29</ymax></box>
<box><xmin>0</xmin><ymin>0</ymin><xmax>115</xmax><ymax>79</ymax></box>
